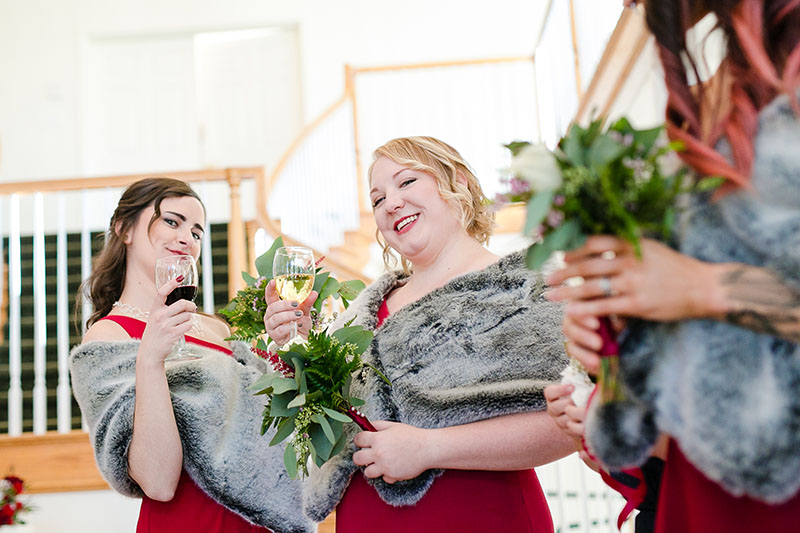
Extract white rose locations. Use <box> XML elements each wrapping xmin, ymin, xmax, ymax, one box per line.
<box><xmin>510</xmin><ymin>143</ymin><xmax>562</xmax><ymax>192</ymax></box>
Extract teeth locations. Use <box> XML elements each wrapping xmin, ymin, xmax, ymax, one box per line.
<box><xmin>396</xmin><ymin>215</ymin><xmax>418</xmax><ymax>231</ymax></box>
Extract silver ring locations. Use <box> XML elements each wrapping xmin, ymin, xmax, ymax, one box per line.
<box><xmin>599</xmin><ymin>276</ymin><xmax>614</xmax><ymax>298</ymax></box>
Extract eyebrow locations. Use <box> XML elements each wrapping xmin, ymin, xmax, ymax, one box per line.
<box><xmin>369</xmin><ymin>168</ymin><xmax>414</xmax><ymax>195</ymax></box>
<box><xmin>164</xmin><ymin>211</ymin><xmax>205</xmax><ymax>233</ymax></box>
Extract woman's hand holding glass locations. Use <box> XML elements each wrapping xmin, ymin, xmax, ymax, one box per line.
<box><xmin>263</xmin><ymin>280</ymin><xmax>318</xmax><ymax>346</ymax></box>
<box><xmin>139</xmin><ymin>276</ymin><xmax>198</xmax><ymax>365</ymax></box>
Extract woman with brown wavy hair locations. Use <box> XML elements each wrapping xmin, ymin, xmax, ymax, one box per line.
<box><xmin>547</xmin><ymin>0</ymin><xmax>800</xmax><ymax>530</ymax></box>
<box><xmin>70</xmin><ymin>178</ymin><xmax>312</xmax><ymax>533</ymax></box>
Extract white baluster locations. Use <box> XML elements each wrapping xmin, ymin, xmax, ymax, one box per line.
<box><xmin>80</xmin><ymin>191</ymin><xmax>93</xmax><ymax>432</ymax></box>
<box><xmin>33</xmin><ymin>193</ymin><xmax>47</xmax><ymax>435</ymax></box>
<box><xmin>7</xmin><ymin>195</ymin><xmax>22</xmax><ymax>436</ymax></box>
<box><xmin>56</xmin><ymin>193</ymin><xmax>71</xmax><ymax>433</ymax></box>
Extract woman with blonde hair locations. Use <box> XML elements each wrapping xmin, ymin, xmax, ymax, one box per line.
<box><xmin>264</xmin><ymin>136</ymin><xmax>576</xmax><ymax>532</ymax></box>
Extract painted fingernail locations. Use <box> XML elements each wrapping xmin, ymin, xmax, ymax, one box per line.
<box><xmin>295</xmin><ymin>311</ymin><xmax>302</xmax><ymax>317</ymax></box>
<box><xmin>291</xmin><ymin>301</ymin><xmax>299</xmax><ymax>308</ymax></box>
<box><xmin>176</xmin><ymin>275</ymin><xmax>184</xmax><ymax>283</ymax></box>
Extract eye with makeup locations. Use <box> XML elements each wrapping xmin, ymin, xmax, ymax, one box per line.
<box><xmin>163</xmin><ymin>216</ymin><xmax>203</xmax><ymax>241</ymax></box>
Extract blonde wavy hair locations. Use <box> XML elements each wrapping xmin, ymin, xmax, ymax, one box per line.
<box><xmin>368</xmin><ymin>136</ymin><xmax>495</xmax><ymax>273</ymax></box>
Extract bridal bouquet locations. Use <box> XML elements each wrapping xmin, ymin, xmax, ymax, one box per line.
<box><xmin>249</xmin><ymin>322</ymin><xmax>388</xmax><ymax>478</ymax></box>
<box><xmin>505</xmin><ymin>117</ymin><xmax>721</xmax><ymax>401</ymax></box>
<box><xmin>221</xmin><ymin>237</ymin><xmax>387</xmax><ymax>478</ymax></box>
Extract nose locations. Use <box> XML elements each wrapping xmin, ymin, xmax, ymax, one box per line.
<box><xmin>384</xmin><ymin>190</ymin><xmax>404</xmax><ymax>212</ymax></box>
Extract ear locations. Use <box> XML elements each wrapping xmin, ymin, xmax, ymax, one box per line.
<box><xmin>115</xmin><ymin>221</ymin><xmax>132</xmax><ymax>244</ymax></box>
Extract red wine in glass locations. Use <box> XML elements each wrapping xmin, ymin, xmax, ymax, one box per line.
<box><xmin>166</xmin><ymin>285</ymin><xmax>198</xmax><ymax>306</ymax></box>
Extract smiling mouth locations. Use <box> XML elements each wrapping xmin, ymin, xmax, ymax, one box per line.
<box><xmin>394</xmin><ymin>214</ymin><xmax>419</xmax><ymax>231</ymax></box>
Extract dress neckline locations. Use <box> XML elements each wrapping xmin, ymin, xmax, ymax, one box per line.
<box><xmin>100</xmin><ymin>314</ymin><xmax>234</xmax><ymax>355</ymax></box>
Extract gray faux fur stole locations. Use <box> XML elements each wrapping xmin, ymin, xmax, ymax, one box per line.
<box><xmin>303</xmin><ymin>250</ymin><xmax>567</xmax><ymax>521</ymax></box>
<box><xmin>69</xmin><ymin>340</ymin><xmax>315</xmax><ymax>533</ymax></box>
<box><xmin>585</xmin><ymin>91</ymin><xmax>800</xmax><ymax>504</ymax></box>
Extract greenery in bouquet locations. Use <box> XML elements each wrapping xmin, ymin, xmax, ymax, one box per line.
<box><xmin>1</xmin><ymin>475</ymin><xmax>32</xmax><ymax>526</ymax></box>
<box><xmin>501</xmin><ymin>116</ymin><xmax>723</xmax><ymax>270</ymax></box>
<box><xmin>249</xmin><ymin>323</ymin><xmax>390</xmax><ymax>478</ymax></box>
<box><xmin>219</xmin><ymin>236</ymin><xmax>366</xmax><ymax>343</ymax></box>
<box><xmin>503</xmin><ymin>116</ymin><xmax>722</xmax><ymax>404</ymax></box>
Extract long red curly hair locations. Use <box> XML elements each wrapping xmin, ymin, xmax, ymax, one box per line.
<box><xmin>644</xmin><ymin>0</ymin><xmax>800</xmax><ymax>189</ymax></box>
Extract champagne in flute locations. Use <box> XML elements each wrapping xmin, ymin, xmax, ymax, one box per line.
<box><xmin>272</xmin><ymin>246</ymin><xmax>315</xmax><ymax>343</ymax></box>
<box><xmin>155</xmin><ymin>255</ymin><xmax>201</xmax><ymax>361</ymax></box>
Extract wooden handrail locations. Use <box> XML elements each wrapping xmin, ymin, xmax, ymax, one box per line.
<box><xmin>573</xmin><ymin>6</ymin><xmax>652</xmax><ymax>125</ymax></box>
<box><xmin>0</xmin><ymin>167</ymin><xmax>261</xmax><ymax>194</ymax></box>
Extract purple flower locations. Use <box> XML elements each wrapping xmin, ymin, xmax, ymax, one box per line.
<box><xmin>546</xmin><ymin>209</ymin><xmax>564</xmax><ymax>228</ymax></box>
<box><xmin>553</xmin><ymin>195</ymin><xmax>565</xmax><ymax>206</ymax></box>
<box><xmin>509</xmin><ymin>177</ymin><xmax>531</xmax><ymax>195</ymax></box>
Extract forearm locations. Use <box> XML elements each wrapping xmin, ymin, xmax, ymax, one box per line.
<box><xmin>425</xmin><ymin>411</ymin><xmax>578</xmax><ymax>471</ymax></box>
<box><xmin>128</xmin><ymin>358</ymin><xmax>183</xmax><ymax>501</ymax></box>
<box><xmin>703</xmin><ymin>263</ymin><xmax>800</xmax><ymax>343</ymax></box>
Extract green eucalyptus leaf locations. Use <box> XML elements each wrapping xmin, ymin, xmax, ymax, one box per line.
<box><xmin>312</xmin><ymin>413</ymin><xmax>336</xmax><ymax>444</ymax></box>
<box><xmin>504</xmin><ymin>140</ymin><xmax>531</xmax><ymax>156</ymax></box>
<box><xmin>309</xmin><ymin>424</ymin><xmax>333</xmax><ymax>462</ymax></box>
<box><xmin>256</xmin><ymin>337</ymin><xmax>270</xmax><ymax>352</ymax></box>
<box><xmin>349</xmin><ymin>396</ymin><xmax>366</xmax><ymax>407</ymax></box>
<box><xmin>312</xmin><ymin>271</ymin><xmax>330</xmax><ymax>294</ymax></box>
<box><xmin>287</xmin><ymin>393</ymin><xmax>306</xmax><ymax>408</ymax></box>
<box><xmin>332</xmin><ymin>326</ymin><xmax>374</xmax><ymax>354</ymax></box>
<box><xmin>587</xmin><ymin>134</ymin><xmax>625</xmax><ymax>169</ymax></box>
<box><xmin>330</xmin><ymin>432</ymin><xmax>348</xmax><ymax>458</ymax></box>
<box><xmin>255</xmin><ymin>236</ymin><xmax>284</xmax><ymax>278</ymax></box>
<box><xmin>560</xmin><ymin>126</ymin><xmax>585</xmax><ymax>166</ymax></box>
<box><xmin>270</xmin><ymin>415</ymin><xmax>297</xmax><ymax>446</ymax></box>
<box><xmin>248</xmin><ymin>372</ymin><xmax>277</xmax><ymax>392</ymax></box>
<box><xmin>526</xmin><ymin>242</ymin><xmax>552</xmax><ymax>270</ymax></box>
<box><xmin>242</xmin><ymin>271</ymin><xmax>257</xmax><ymax>286</ymax></box>
<box><xmin>316</xmin><ymin>277</ymin><xmax>340</xmax><ymax>306</ymax></box>
<box><xmin>322</xmin><ymin>406</ymin><xmax>353</xmax><ymax>423</ymax></box>
<box><xmin>283</xmin><ymin>442</ymin><xmax>298</xmax><ymax>479</ymax></box>
<box><xmin>270</xmin><ymin>391</ymin><xmax>300</xmax><ymax>417</ymax></box>
<box><xmin>633</xmin><ymin>126</ymin><xmax>663</xmax><ymax>151</ymax></box>
<box><xmin>546</xmin><ymin>219</ymin><xmax>582</xmax><ymax>251</ymax></box>
<box><xmin>272</xmin><ymin>377</ymin><xmax>298</xmax><ymax>394</ymax></box>
<box><xmin>338</xmin><ymin>279</ymin><xmax>366</xmax><ymax>300</ymax></box>
<box><xmin>524</xmin><ymin>191</ymin><xmax>555</xmax><ymax>235</ymax></box>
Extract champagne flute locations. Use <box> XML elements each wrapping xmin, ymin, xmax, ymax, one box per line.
<box><xmin>272</xmin><ymin>246</ymin><xmax>315</xmax><ymax>344</ymax></box>
<box><xmin>155</xmin><ymin>255</ymin><xmax>201</xmax><ymax>361</ymax></box>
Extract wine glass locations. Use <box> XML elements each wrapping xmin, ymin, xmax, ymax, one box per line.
<box><xmin>155</xmin><ymin>255</ymin><xmax>201</xmax><ymax>361</ymax></box>
<box><xmin>272</xmin><ymin>246</ymin><xmax>315</xmax><ymax>344</ymax></box>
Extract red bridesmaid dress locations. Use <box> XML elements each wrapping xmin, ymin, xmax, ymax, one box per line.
<box><xmin>335</xmin><ymin>302</ymin><xmax>554</xmax><ymax>533</ymax></box>
<box><xmin>100</xmin><ymin>315</ymin><xmax>269</xmax><ymax>533</ymax></box>
<box><xmin>655</xmin><ymin>439</ymin><xmax>800</xmax><ymax>532</ymax></box>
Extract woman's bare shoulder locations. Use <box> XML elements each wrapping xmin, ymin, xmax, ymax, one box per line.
<box><xmin>81</xmin><ymin>318</ymin><xmax>132</xmax><ymax>344</ymax></box>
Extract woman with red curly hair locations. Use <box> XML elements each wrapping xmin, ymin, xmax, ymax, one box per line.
<box><xmin>547</xmin><ymin>0</ymin><xmax>800</xmax><ymax>530</ymax></box>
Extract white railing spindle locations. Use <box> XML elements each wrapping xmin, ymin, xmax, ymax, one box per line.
<box><xmin>8</xmin><ymin>194</ymin><xmax>23</xmax><ymax>436</ymax></box>
<box><xmin>199</xmin><ymin>181</ymin><xmax>215</xmax><ymax>314</ymax></box>
<box><xmin>33</xmin><ymin>193</ymin><xmax>48</xmax><ymax>434</ymax></box>
<box><xmin>80</xmin><ymin>191</ymin><xmax>93</xmax><ymax>432</ymax></box>
<box><xmin>56</xmin><ymin>193</ymin><xmax>72</xmax><ymax>433</ymax></box>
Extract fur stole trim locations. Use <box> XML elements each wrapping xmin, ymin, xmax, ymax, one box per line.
<box><xmin>586</xmin><ymin>91</ymin><xmax>800</xmax><ymax>503</ymax></box>
<box><xmin>303</xmin><ymin>250</ymin><xmax>567</xmax><ymax>520</ymax></box>
<box><xmin>69</xmin><ymin>340</ymin><xmax>315</xmax><ymax>533</ymax></box>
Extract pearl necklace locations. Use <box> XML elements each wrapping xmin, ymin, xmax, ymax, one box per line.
<box><xmin>112</xmin><ymin>301</ymin><xmax>203</xmax><ymax>336</ymax></box>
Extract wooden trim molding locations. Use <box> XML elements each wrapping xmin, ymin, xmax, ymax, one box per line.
<box><xmin>0</xmin><ymin>431</ymin><xmax>108</xmax><ymax>494</ymax></box>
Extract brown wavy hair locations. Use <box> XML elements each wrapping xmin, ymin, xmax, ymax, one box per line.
<box><xmin>368</xmin><ymin>136</ymin><xmax>495</xmax><ymax>273</ymax></box>
<box><xmin>644</xmin><ymin>0</ymin><xmax>800</xmax><ymax>190</ymax></box>
<box><xmin>77</xmin><ymin>178</ymin><xmax>204</xmax><ymax>330</ymax></box>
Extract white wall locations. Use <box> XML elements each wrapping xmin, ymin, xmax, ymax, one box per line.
<box><xmin>0</xmin><ymin>0</ymin><xmax>550</xmax><ymax>182</ymax></box>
